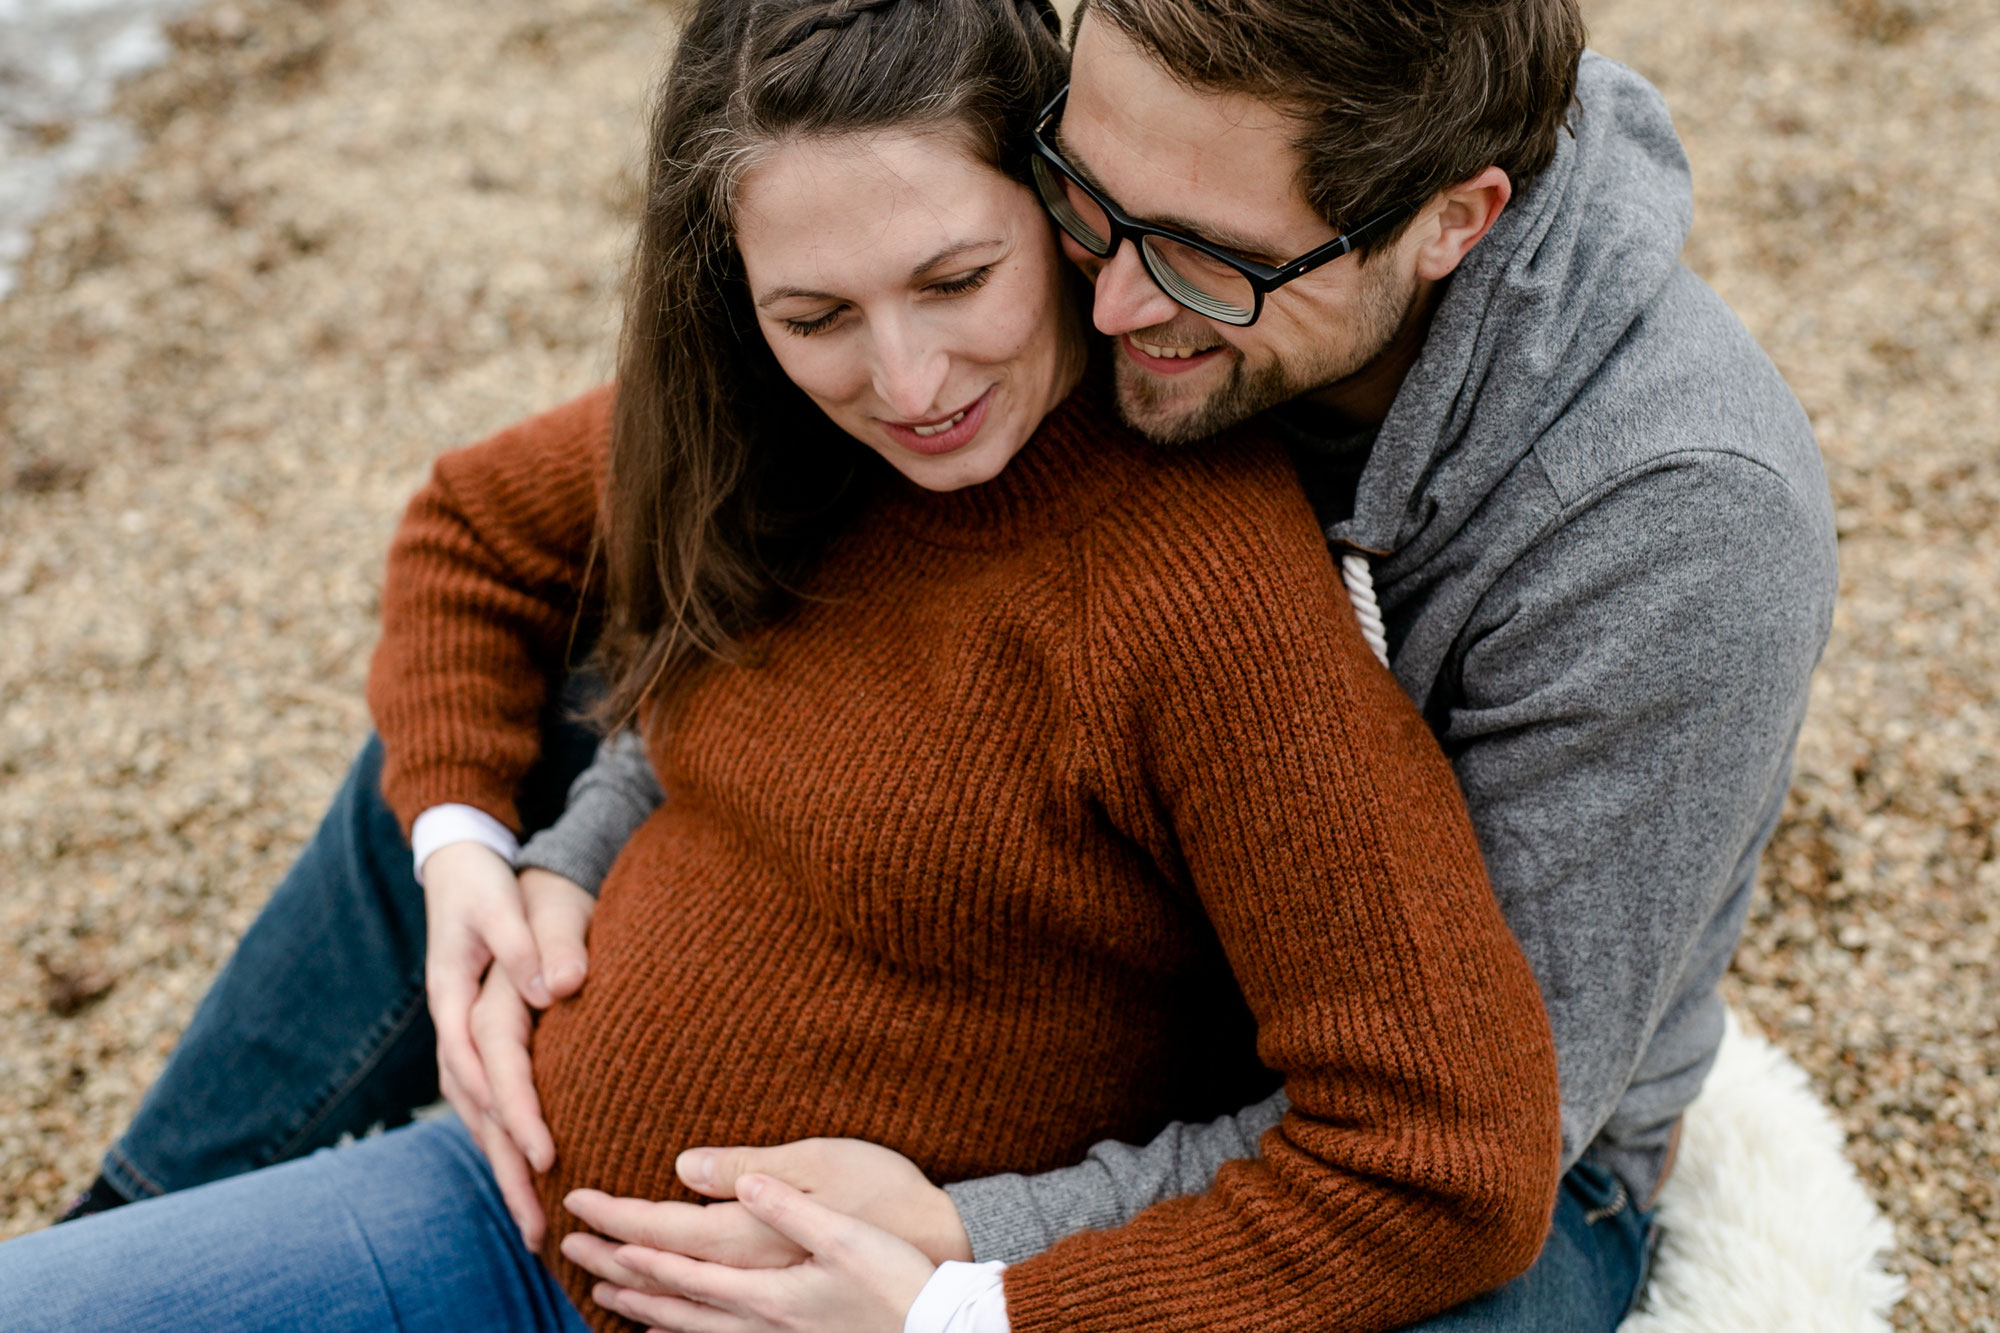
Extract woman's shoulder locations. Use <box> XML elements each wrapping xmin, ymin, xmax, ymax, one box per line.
<box><xmin>1040</xmin><ymin>374</ymin><xmax>1327</xmax><ymax>564</ymax></box>
<box><xmin>1063</xmin><ymin>419</ymin><xmax>1337</xmax><ymax>608</ymax></box>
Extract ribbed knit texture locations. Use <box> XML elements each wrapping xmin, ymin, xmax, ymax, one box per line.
<box><xmin>368</xmin><ymin>379</ymin><xmax>1561</xmax><ymax>1333</ymax></box>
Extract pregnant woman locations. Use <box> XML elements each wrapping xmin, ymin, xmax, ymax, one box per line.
<box><xmin>1</xmin><ymin>0</ymin><xmax>1559</xmax><ymax>1328</ymax></box>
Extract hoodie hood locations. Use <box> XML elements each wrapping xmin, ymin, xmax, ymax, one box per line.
<box><xmin>1333</xmin><ymin>53</ymin><xmax>1694</xmax><ymax>566</ymax></box>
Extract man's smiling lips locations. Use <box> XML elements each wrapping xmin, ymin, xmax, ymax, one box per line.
<box><xmin>1122</xmin><ymin>333</ymin><xmax>1227</xmax><ymax>376</ymax></box>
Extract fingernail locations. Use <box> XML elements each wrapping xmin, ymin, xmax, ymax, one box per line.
<box><xmin>739</xmin><ymin>1175</ymin><xmax>765</xmax><ymax>1203</ymax></box>
<box><xmin>551</xmin><ymin>962</ymin><xmax>585</xmax><ymax>989</ymax></box>
<box><xmin>676</xmin><ymin>1148</ymin><xmax>713</xmax><ymax>1187</ymax></box>
<box><xmin>526</xmin><ymin>974</ymin><xmax>552</xmax><ymax>1006</ymax></box>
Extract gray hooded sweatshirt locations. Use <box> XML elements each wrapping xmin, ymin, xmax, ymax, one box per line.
<box><xmin>519</xmin><ymin>52</ymin><xmax>1838</xmax><ymax>1258</ymax></box>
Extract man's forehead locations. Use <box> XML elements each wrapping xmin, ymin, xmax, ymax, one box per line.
<box><xmin>1065</xmin><ymin>13</ymin><xmax>1311</xmax><ymax>235</ymax></box>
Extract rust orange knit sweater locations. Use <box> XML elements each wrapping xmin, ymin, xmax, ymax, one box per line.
<box><xmin>367</xmin><ymin>379</ymin><xmax>1561</xmax><ymax>1333</ymax></box>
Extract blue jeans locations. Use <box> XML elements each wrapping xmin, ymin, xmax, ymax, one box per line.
<box><xmin>15</xmin><ymin>1118</ymin><xmax>1651</xmax><ymax>1332</ymax></box>
<box><xmin>3</xmin><ymin>1118</ymin><xmax>588</xmax><ymax>1332</ymax></box>
<box><xmin>98</xmin><ymin>712</ymin><xmax>601</xmax><ymax>1203</ymax></box>
<box><xmin>96</xmin><ymin>727</ymin><xmax>1653</xmax><ymax>1329</ymax></box>
<box><xmin>1408</xmin><ymin>1159</ymin><xmax>1656</xmax><ymax>1331</ymax></box>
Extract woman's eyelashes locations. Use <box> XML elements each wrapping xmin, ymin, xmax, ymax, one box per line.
<box><xmin>927</xmin><ymin>264</ymin><xmax>994</xmax><ymax>297</ymax></box>
<box><xmin>777</xmin><ymin>266</ymin><xmax>997</xmax><ymax>338</ymax></box>
<box><xmin>783</xmin><ymin>306</ymin><xmax>846</xmax><ymax>337</ymax></box>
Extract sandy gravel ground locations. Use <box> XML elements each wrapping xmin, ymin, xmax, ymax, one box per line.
<box><xmin>2</xmin><ymin>0</ymin><xmax>1995</xmax><ymax>1326</ymax></box>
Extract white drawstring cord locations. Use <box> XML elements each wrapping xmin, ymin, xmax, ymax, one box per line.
<box><xmin>1340</xmin><ymin>551</ymin><xmax>1390</xmax><ymax>668</ymax></box>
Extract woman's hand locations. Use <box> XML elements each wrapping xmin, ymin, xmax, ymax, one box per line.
<box><xmin>442</xmin><ymin>964</ymin><xmax>554</xmax><ymax>1247</ymax></box>
<box><xmin>565</xmin><ymin>1176</ymin><xmax>937</xmax><ymax>1333</ymax></box>
<box><xmin>424</xmin><ymin>844</ymin><xmax>594</xmax><ymax>1138</ymax></box>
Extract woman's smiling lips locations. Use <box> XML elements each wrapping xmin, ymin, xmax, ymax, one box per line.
<box><xmin>878</xmin><ymin>386</ymin><xmax>995</xmax><ymax>456</ymax></box>
<box><xmin>1122</xmin><ymin>334</ymin><xmax>1226</xmax><ymax>376</ymax></box>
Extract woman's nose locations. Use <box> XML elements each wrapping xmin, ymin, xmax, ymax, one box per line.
<box><xmin>1087</xmin><ymin>240</ymin><xmax>1182</xmax><ymax>337</ymax></box>
<box><xmin>870</xmin><ymin>325</ymin><xmax>952</xmax><ymax>419</ymax></box>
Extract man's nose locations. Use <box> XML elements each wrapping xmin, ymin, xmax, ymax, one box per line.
<box><xmin>871</xmin><ymin>323</ymin><xmax>951</xmax><ymax>419</ymax></box>
<box><xmin>1087</xmin><ymin>240</ymin><xmax>1182</xmax><ymax>337</ymax></box>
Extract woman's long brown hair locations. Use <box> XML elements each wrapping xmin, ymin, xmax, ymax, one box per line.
<box><xmin>593</xmin><ymin>0</ymin><xmax>1069</xmax><ymax>733</ymax></box>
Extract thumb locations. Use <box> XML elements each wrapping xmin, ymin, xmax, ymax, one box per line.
<box><xmin>522</xmin><ymin>870</ymin><xmax>594</xmax><ymax>998</ymax></box>
<box><xmin>676</xmin><ymin>1142</ymin><xmax>808</xmax><ymax>1199</ymax></box>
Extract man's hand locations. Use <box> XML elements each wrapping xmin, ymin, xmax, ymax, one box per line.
<box><xmin>557</xmin><ymin>1138</ymin><xmax>970</xmax><ymax>1322</ymax></box>
<box><xmin>566</xmin><ymin>1175</ymin><xmax>937</xmax><ymax>1333</ymax></box>
<box><xmin>423</xmin><ymin>843</ymin><xmax>594</xmax><ymax>1134</ymax></box>
<box><xmin>675</xmin><ymin>1137</ymin><xmax>973</xmax><ymax>1266</ymax></box>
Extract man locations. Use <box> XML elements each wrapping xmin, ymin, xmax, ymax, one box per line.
<box><xmin>67</xmin><ymin>0</ymin><xmax>1836</xmax><ymax>1328</ymax></box>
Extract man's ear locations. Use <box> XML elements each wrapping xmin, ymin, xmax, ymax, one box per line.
<box><xmin>1409</xmin><ymin>166</ymin><xmax>1513</xmax><ymax>282</ymax></box>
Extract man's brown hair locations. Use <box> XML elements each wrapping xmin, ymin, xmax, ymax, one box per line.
<box><xmin>1080</xmin><ymin>0</ymin><xmax>1587</xmax><ymax>250</ymax></box>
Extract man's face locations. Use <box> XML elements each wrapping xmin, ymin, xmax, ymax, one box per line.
<box><xmin>1061</xmin><ymin>14</ymin><xmax>1422</xmax><ymax>443</ymax></box>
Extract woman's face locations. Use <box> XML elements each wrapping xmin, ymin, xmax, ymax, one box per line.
<box><xmin>735</xmin><ymin>129</ymin><xmax>1082</xmax><ymax>492</ymax></box>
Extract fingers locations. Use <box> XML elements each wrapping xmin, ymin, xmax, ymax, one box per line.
<box><xmin>591</xmin><ymin>1248</ymin><xmax>763</xmax><ymax>1321</ymax></box>
<box><xmin>521</xmin><ymin>868</ymin><xmax>595</xmax><ymax>999</ymax></box>
<box><xmin>429</xmin><ymin>957</ymin><xmax>493</xmax><ymax>1117</ymax></box>
<box><xmin>731</xmin><ymin>1175</ymin><xmax>854</xmax><ymax>1262</ymax></box>
<box><xmin>471</xmin><ymin>1102</ymin><xmax>546</xmax><ymax>1250</ymax></box>
<box><xmin>471</xmin><ymin>968</ymin><xmax>555</xmax><ymax>1173</ymax></box>
<box><xmin>482</xmin><ymin>897</ymin><xmax>554</xmax><ymax>1010</ymax></box>
<box><xmin>560</xmin><ymin>1231</ymin><xmax>663</xmax><ymax>1291</ymax></box>
<box><xmin>591</xmin><ymin>1283</ymin><xmax>735</xmax><ymax>1333</ymax></box>
<box><xmin>437</xmin><ymin>1063</ymin><xmax>484</xmax><ymax>1147</ymax></box>
<box><xmin>676</xmin><ymin>1141</ymin><xmax>817</xmax><ymax>1200</ymax></box>
<box><xmin>564</xmin><ymin>1192</ymin><xmax>807</xmax><ymax>1268</ymax></box>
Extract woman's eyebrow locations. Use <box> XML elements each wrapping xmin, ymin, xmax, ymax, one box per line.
<box><xmin>755</xmin><ymin>239</ymin><xmax>1006</xmax><ymax>308</ymax></box>
<box><xmin>757</xmin><ymin>286</ymin><xmax>837</xmax><ymax>306</ymax></box>
<box><xmin>909</xmin><ymin>238</ymin><xmax>1004</xmax><ymax>276</ymax></box>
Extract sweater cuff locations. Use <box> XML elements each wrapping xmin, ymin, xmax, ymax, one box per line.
<box><xmin>411</xmin><ymin>805</ymin><xmax>521</xmax><ymax>884</ymax></box>
<box><xmin>517</xmin><ymin>827</ymin><xmax>617</xmax><ymax>896</ymax></box>
<box><xmin>942</xmin><ymin>1175</ymin><xmax>1061</xmax><ymax>1266</ymax></box>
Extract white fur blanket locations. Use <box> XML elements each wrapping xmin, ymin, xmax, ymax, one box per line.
<box><xmin>1618</xmin><ymin>1010</ymin><xmax>1905</xmax><ymax>1332</ymax></box>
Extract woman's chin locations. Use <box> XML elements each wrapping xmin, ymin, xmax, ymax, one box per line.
<box><xmin>886</xmin><ymin>432</ymin><xmax>1025</xmax><ymax>493</ymax></box>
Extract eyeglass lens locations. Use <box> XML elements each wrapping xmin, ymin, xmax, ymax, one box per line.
<box><xmin>1031</xmin><ymin>157</ymin><xmax>1257</xmax><ymax>325</ymax></box>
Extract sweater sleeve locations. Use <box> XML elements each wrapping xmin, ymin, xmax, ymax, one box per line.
<box><xmin>999</xmin><ymin>455</ymin><xmax>1562</xmax><ymax>1332</ymax></box>
<box><xmin>365</xmin><ymin>386</ymin><xmax>613</xmax><ymax>834</ymax></box>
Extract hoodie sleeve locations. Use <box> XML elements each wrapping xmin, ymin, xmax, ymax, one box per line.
<box><xmin>1441</xmin><ymin>448</ymin><xmax>1837</xmax><ymax>1189</ymax></box>
<box><xmin>516</xmin><ymin>729</ymin><xmax>663</xmax><ymax>893</ymax></box>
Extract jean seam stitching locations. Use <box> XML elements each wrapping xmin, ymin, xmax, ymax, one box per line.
<box><xmin>264</xmin><ymin>979</ymin><xmax>430</xmax><ymax>1165</ymax></box>
<box><xmin>102</xmin><ymin>1143</ymin><xmax>169</xmax><ymax>1200</ymax></box>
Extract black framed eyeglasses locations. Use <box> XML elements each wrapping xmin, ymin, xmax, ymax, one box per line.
<box><xmin>1029</xmin><ymin>85</ymin><xmax>1414</xmax><ymax>328</ymax></box>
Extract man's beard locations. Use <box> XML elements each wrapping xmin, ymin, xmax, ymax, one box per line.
<box><xmin>1112</xmin><ymin>258</ymin><xmax>1416</xmax><ymax>446</ymax></box>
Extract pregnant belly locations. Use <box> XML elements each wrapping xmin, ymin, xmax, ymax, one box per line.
<box><xmin>526</xmin><ymin>820</ymin><xmax>1268</xmax><ymax>1328</ymax></box>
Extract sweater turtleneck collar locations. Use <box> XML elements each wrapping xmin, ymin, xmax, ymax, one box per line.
<box><xmin>880</xmin><ymin>364</ymin><xmax>1150</xmax><ymax>549</ymax></box>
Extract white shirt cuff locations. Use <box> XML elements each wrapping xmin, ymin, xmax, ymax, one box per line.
<box><xmin>904</xmin><ymin>1260</ymin><xmax>1009</xmax><ymax>1333</ymax></box>
<box><xmin>411</xmin><ymin>804</ymin><xmax>521</xmax><ymax>884</ymax></box>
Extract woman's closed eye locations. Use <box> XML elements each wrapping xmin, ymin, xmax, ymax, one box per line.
<box><xmin>926</xmin><ymin>264</ymin><xmax>994</xmax><ymax>297</ymax></box>
<box><xmin>783</xmin><ymin>305</ymin><xmax>848</xmax><ymax>337</ymax></box>
<box><xmin>778</xmin><ymin>265</ymin><xmax>995</xmax><ymax>338</ymax></box>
